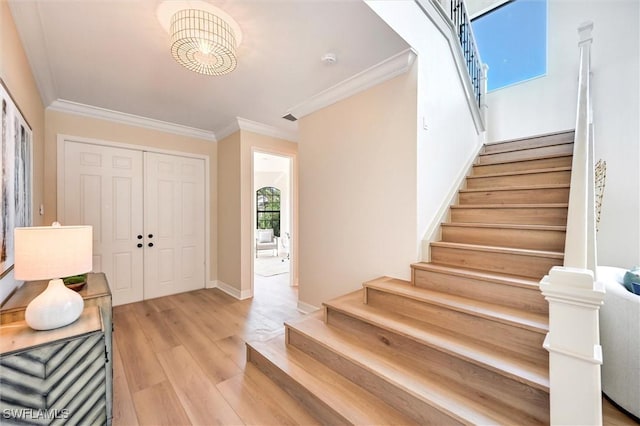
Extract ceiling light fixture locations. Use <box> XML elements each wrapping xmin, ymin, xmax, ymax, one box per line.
<box><xmin>169</xmin><ymin>8</ymin><xmax>238</xmax><ymax>76</ymax></box>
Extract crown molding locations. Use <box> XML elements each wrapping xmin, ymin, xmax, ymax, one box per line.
<box><xmin>215</xmin><ymin>120</ymin><xmax>241</xmax><ymax>142</ymax></box>
<box><xmin>285</xmin><ymin>48</ymin><xmax>417</xmax><ymax>121</ymax></box>
<box><xmin>216</xmin><ymin>117</ymin><xmax>298</xmax><ymax>143</ymax></box>
<box><xmin>48</xmin><ymin>99</ymin><xmax>216</xmax><ymax>141</ymax></box>
<box><xmin>237</xmin><ymin>117</ymin><xmax>298</xmax><ymax>142</ymax></box>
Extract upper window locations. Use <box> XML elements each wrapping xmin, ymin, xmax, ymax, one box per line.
<box><xmin>471</xmin><ymin>0</ymin><xmax>547</xmax><ymax>91</ymax></box>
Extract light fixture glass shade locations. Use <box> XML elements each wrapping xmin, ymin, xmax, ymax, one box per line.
<box><xmin>170</xmin><ymin>9</ymin><xmax>237</xmax><ymax>76</ymax></box>
<box><xmin>14</xmin><ymin>224</ymin><xmax>93</xmax><ymax>330</ymax></box>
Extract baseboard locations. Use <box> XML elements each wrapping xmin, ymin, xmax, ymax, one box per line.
<box><xmin>206</xmin><ymin>280</ymin><xmax>218</xmax><ymax>289</ymax></box>
<box><xmin>213</xmin><ymin>280</ymin><xmax>253</xmax><ymax>300</ymax></box>
<box><xmin>297</xmin><ymin>300</ymin><xmax>321</xmax><ymax>314</ymax></box>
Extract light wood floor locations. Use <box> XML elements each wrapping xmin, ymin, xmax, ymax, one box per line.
<box><xmin>113</xmin><ymin>272</ymin><xmax>638</xmax><ymax>425</ymax></box>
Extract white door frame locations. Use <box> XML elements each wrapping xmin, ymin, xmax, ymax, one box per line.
<box><xmin>56</xmin><ymin>133</ymin><xmax>212</xmax><ymax>288</ymax></box>
<box><xmin>251</xmin><ymin>147</ymin><xmax>297</xmax><ymax>296</ymax></box>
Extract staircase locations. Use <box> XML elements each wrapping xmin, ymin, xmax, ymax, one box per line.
<box><xmin>247</xmin><ymin>130</ymin><xmax>574</xmax><ymax>425</ymax></box>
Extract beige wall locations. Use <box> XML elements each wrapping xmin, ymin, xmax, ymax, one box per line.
<box><xmin>217</xmin><ymin>131</ymin><xmax>241</xmax><ymax>289</ymax></box>
<box><xmin>45</xmin><ymin>110</ymin><xmax>218</xmax><ymax>280</ymax></box>
<box><xmin>298</xmin><ymin>69</ymin><xmax>418</xmax><ymax>308</ymax></box>
<box><xmin>0</xmin><ymin>2</ymin><xmax>46</xmax><ymax>302</ymax></box>
<box><xmin>217</xmin><ymin>129</ymin><xmax>298</xmax><ymax>297</ymax></box>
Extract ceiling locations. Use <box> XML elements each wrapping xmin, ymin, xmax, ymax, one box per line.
<box><xmin>9</xmin><ymin>0</ymin><xmax>409</xmax><ymax>141</ymax></box>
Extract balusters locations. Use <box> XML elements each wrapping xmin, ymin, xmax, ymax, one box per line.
<box><xmin>449</xmin><ymin>0</ymin><xmax>483</xmax><ymax>108</ymax></box>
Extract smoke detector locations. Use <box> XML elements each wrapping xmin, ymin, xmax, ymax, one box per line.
<box><xmin>321</xmin><ymin>53</ymin><xmax>337</xmax><ymax>65</ymax></box>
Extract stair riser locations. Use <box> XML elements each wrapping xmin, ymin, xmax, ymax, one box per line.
<box><xmin>482</xmin><ymin>133</ymin><xmax>574</xmax><ymax>155</ymax></box>
<box><xmin>412</xmin><ymin>267</ymin><xmax>548</xmax><ymax>315</ymax></box>
<box><xmin>364</xmin><ymin>289</ymin><xmax>548</xmax><ymax>366</ymax></box>
<box><xmin>472</xmin><ymin>155</ymin><xmax>573</xmax><ymax>176</ymax></box>
<box><xmin>466</xmin><ymin>170</ymin><xmax>571</xmax><ymax>190</ymax></box>
<box><xmin>287</xmin><ymin>324</ymin><xmax>465</xmax><ymax>426</ymax></box>
<box><xmin>459</xmin><ymin>187</ymin><xmax>570</xmax><ymax>205</ymax></box>
<box><xmin>430</xmin><ymin>246</ymin><xmax>562</xmax><ymax>279</ymax></box>
<box><xmin>246</xmin><ymin>345</ymin><xmax>349</xmax><ymax>426</ymax></box>
<box><xmin>320</xmin><ymin>310</ymin><xmax>549</xmax><ymax>423</ymax></box>
<box><xmin>451</xmin><ymin>207</ymin><xmax>568</xmax><ymax>226</ymax></box>
<box><xmin>441</xmin><ymin>226</ymin><xmax>566</xmax><ymax>252</ymax></box>
<box><xmin>478</xmin><ymin>144</ymin><xmax>574</xmax><ymax>165</ymax></box>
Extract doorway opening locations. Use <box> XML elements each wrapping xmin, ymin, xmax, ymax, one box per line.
<box><xmin>252</xmin><ymin>151</ymin><xmax>293</xmax><ymax>299</ymax></box>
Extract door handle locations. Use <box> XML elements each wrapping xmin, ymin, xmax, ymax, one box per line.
<box><xmin>137</xmin><ymin>235</ymin><xmax>143</xmax><ymax>239</ymax></box>
<box><xmin>148</xmin><ymin>242</ymin><xmax>154</xmax><ymax>247</ymax></box>
<box><xmin>137</xmin><ymin>243</ymin><xmax>143</xmax><ymax>248</ymax></box>
<box><xmin>148</xmin><ymin>234</ymin><xmax>153</xmax><ymax>238</ymax></box>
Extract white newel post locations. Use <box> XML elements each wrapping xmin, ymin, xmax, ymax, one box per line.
<box><xmin>541</xmin><ymin>20</ymin><xmax>604</xmax><ymax>426</ymax></box>
<box><xmin>540</xmin><ymin>268</ymin><xmax>605</xmax><ymax>425</ymax></box>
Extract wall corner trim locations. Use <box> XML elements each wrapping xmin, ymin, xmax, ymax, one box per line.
<box><xmin>297</xmin><ymin>300</ymin><xmax>321</xmax><ymax>314</ymax></box>
<box><xmin>285</xmin><ymin>48</ymin><xmax>417</xmax><ymax>120</ymax></box>
<box><xmin>215</xmin><ymin>280</ymin><xmax>252</xmax><ymax>300</ymax></box>
<box><xmin>47</xmin><ymin>99</ymin><xmax>217</xmax><ymax>142</ymax></box>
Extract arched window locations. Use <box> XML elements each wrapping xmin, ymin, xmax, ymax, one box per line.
<box><xmin>256</xmin><ymin>187</ymin><xmax>281</xmax><ymax>237</ymax></box>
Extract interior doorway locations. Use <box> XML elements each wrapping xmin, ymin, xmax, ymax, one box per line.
<box><xmin>252</xmin><ymin>151</ymin><xmax>293</xmax><ymax>298</ymax></box>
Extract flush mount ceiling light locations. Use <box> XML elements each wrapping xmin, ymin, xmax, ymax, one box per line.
<box><xmin>157</xmin><ymin>1</ymin><xmax>242</xmax><ymax>76</ymax></box>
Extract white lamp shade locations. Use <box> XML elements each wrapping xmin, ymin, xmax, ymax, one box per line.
<box><xmin>14</xmin><ymin>225</ymin><xmax>93</xmax><ymax>281</ymax></box>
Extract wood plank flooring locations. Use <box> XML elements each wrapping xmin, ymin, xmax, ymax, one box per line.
<box><xmin>113</xmin><ymin>272</ymin><xmax>638</xmax><ymax>425</ymax></box>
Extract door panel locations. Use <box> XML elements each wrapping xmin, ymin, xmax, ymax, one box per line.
<box><xmin>144</xmin><ymin>152</ymin><xmax>205</xmax><ymax>299</ymax></box>
<box><xmin>63</xmin><ymin>141</ymin><xmax>144</xmax><ymax>306</ymax></box>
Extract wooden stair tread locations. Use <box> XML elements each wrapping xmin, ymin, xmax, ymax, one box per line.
<box><xmin>475</xmin><ymin>152</ymin><xmax>573</xmax><ymax>166</ymax></box>
<box><xmin>459</xmin><ymin>183</ymin><xmax>570</xmax><ymax>193</ymax></box>
<box><xmin>482</xmin><ymin>130</ymin><xmax>574</xmax><ymax>155</ymax></box>
<box><xmin>451</xmin><ymin>203</ymin><xmax>568</xmax><ymax>209</ymax></box>
<box><xmin>248</xmin><ymin>334</ymin><xmax>420</xmax><ymax>425</ymax></box>
<box><xmin>467</xmin><ymin>166</ymin><xmax>571</xmax><ymax>179</ymax></box>
<box><xmin>441</xmin><ymin>222</ymin><xmax>566</xmax><ymax>231</ymax></box>
<box><xmin>364</xmin><ymin>276</ymin><xmax>548</xmax><ymax>333</ymax></box>
<box><xmin>430</xmin><ymin>241</ymin><xmax>564</xmax><ymax>259</ymax></box>
<box><xmin>323</xmin><ymin>291</ymin><xmax>550</xmax><ymax>392</ymax></box>
<box><xmin>481</xmin><ymin>142</ymin><xmax>574</xmax><ymax>157</ymax></box>
<box><xmin>287</xmin><ymin>314</ymin><xmax>536</xmax><ymax>425</ymax></box>
<box><xmin>411</xmin><ymin>262</ymin><xmax>541</xmax><ymax>289</ymax></box>
<box><xmin>474</xmin><ymin>151</ymin><xmax>573</xmax><ymax>166</ymax></box>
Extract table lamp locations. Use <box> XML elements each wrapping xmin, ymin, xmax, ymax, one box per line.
<box><xmin>14</xmin><ymin>223</ymin><xmax>93</xmax><ymax>330</ymax></box>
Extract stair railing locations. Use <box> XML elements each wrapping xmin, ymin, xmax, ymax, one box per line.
<box><xmin>449</xmin><ymin>0</ymin><xmax>485</xmax><ymax>109</ymax></box>
<box><xmin>564</xmin><ymin>21</ymin><xmax>597</xmax><ymax>274</ymax></box>
<box><xmin>412</xmin><ymin>0</ymin><xmax>488</xmax><ymax>130</ymax></box>
<box><xmin>539</xmin><ymin>21</ymin><xmax>606</xmax><ymax>426</ymax></box>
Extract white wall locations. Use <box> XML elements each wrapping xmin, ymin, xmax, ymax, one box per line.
<box><xmin>465</xmin><ymin>0</ymin><xmax>510</xmax><ymax>17</ymax></box>
<box><xmin>484</xmin><ymin>0</ymin><xmax>640</xmax><ymax>268</ymax></box>
<box><xmin>366</xmin><ymin>0</ymin><xmax>483</xmax><ymax>254</ymax></box>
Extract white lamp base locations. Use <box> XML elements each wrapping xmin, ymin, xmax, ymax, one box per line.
<box><xmin>25</xmin><ymin>279</ymin><xmax>85</xmax><ymax>330</ymax></box>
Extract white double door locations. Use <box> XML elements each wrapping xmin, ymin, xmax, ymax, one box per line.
<box><xmin>61</xmin><ymin>141</ymin><xmax>205</xmax><ymax>306</ymax></box>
